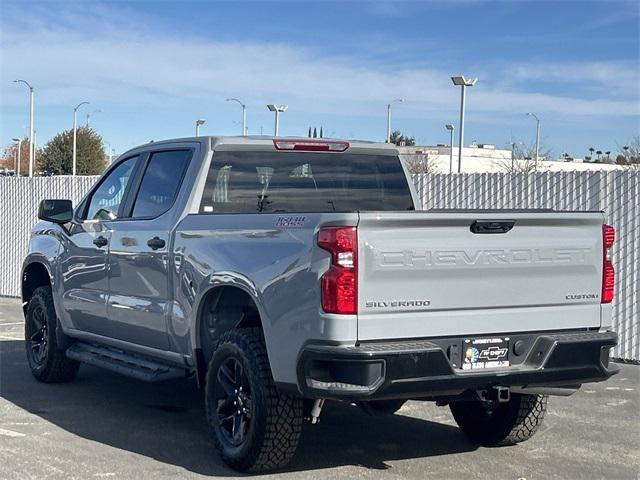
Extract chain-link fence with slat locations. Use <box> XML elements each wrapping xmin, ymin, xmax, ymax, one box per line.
<box><xmin>414</xmin><ymin>171</ymin><xmax>639</xmax><ymax>362</ymax></box>
<box><xmin>1</xmin><ymin>172</ymin><xmax>638</xmax><ymax>360</ymax></box>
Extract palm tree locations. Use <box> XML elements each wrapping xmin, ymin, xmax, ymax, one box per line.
<box><xmin>605</xmin><ymin>151</ymin><xmax>611</xmax><ymax>162</ymax></box>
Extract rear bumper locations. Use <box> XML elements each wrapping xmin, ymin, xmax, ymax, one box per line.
<box><xmin>297</xmin><ymin>331</ymin><xmax>619</xmax><ymax>400</ymax></box>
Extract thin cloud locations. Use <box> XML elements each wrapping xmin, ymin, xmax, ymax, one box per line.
<box><xmin>1</xmin><ymin>3</ymin><xmax>638</xmax><ymax>121</ymax></box>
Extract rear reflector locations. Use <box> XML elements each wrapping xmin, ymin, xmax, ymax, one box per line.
<box><xmin>273</xmin><ymin>139</ymin><xmax>349</xmax><ymax>152</ymax></box>
<box><xmin>601</xmin><ymin>224</ymin><xmax>615</xmax><ymax>304</ymax></box>
<box><xmin>318</xmin><ymin>227</ymin><xmax>357</xmax><ymax>314</ymax></box>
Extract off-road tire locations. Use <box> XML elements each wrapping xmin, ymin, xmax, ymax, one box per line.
<box><xmin>205</xmin><ymin>328</ymin><xmax>303</xmax><ymax>472</ymax></box>
<box><xmin>358</xmin><ymin>399</ymin><xmax>407</xmax><ymax>416</ymax></box>
<box><xmin>25</xmin><ymin>286</ymin><xmax>80</xmax><ymax>382</ymax></box>
<box><xmin>450</xmin><ymin>393</ymin><xmax>548</xmax><ymax>446</ymax></box>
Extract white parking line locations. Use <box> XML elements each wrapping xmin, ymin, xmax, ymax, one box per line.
<box><xmin>0</xmin><ymin>334</ymin><xmax>22</xmax><ymax>341</ymax></box>
<box><xmin>0</xmin><ymin>322</ymin><xmax>25</xmax><ymax>326</ymax></box>
<box><xmin>0</xmin><ymin>428</ymin><xmax>26</xmax><ymax>438</ymax></box>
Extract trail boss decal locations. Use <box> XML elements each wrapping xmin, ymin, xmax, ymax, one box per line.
<box><xmin>275</xmin><ymin>216</ymin><xmax>307</xmax><ymax>228</ymax></box>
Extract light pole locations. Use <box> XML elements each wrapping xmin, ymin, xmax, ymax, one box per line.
<box><xmin>226</xmin><ymin>98</ymin><xmax>247</xmax><ymax>136</ymax></box>
<box><xmin>33</xmin><ymin>130</ymin><xmax>37</xmax><ymax>170</ymax></box>
<box><xmin>195</xmin><ymin>118</ymin><xmax>206</xmax><ymax>137</ymax></box>
<box><xmin>386</xmin><ymin>98</ymin><xmax>404</xmax><ymax>143</ymax></box>
<box><xmin>510</xmin><ymin>142</ymin><xmax>517</xmax><ymax>171</ymax></box>
<box><xmin>445</xmin><ymin>124</ymin><xmax>455</xmax><ymax>173</ymax></box>
<box><xmin>12</xmin><ymin>138</ymin><xmax>22</xmax><ymax>177</ymax></box>
<box><xmin>13</xmin><ymin>79</ymin><xmax>35</xmax><ymax>177</ymax></box>
<box><xmin>526</xmin><ymin>112</ymin><xmax>540</xmax><ymax>170</ymax></box>
<box><xmin>267</xmin><ymin>104</ymin><xmax>288</xmax><ymax>136</ymax></box>
<box><xmin>73</xmin><ymin>101</ymin><xmax>90</xmax><ymax>176</ymax></box>
<box><xmin>451</xmin><ymin>76</ymin><xmax>477</xmax><ymax>173</ymax></box>
<box><xmin>86</xmin><ymin>109</ymin><xmax>102</xmax><ymax>127</ymax></box>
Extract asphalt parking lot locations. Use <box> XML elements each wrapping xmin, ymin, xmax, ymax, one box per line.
<box><xmin>0</xmin><ymin>297</ymin><xmax>638</xmax><ymax>480</ymax></box>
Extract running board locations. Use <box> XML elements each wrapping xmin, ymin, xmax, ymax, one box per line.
<box><xmin>66</xmin><ymin>342</ymin><xmax>187</xmax><ymax>382</ymax></box>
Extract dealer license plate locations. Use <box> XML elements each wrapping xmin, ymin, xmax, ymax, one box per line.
<box><xmin>461</xmin><ymin>337</ymin><xmax>510</xmax><ymax>370</ymax></box>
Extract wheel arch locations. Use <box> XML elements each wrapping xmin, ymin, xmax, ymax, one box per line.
<box><xmin>21</xmin><ymin>260</ymin><xmax>53</xmax><ymax>311</ymax></box>
<box><xmin>21</xmin><ymin>258</ymin><xmax>74</xmax><ymax>351</ymax></box>
<box><xmin>192</xmin><ymin>283</ymin><xmax>267</xmax><ymax>388</ymax></box>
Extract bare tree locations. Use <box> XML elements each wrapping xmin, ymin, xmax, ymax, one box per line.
<box><xmin>617</xmin><ymin>136</ymin><xmax>640</xmax><ymax>169</ymax></box>
<box><xmin>512</xmin><ymin>140</ymin><xmax>553</xmax><ymax>162</ymax></box>
<box><xmin>493</xmin><ymin>139</ymin><xmax>551</xmax><ymax>173</ymax></box>
<box><xmin>404</xmin><ymin>153</ymin><xmax>440</xmax><ymax>174</ymax></box>
<box><xmin>493</xmin><ymin>156</ymin><xmax>540</xmax><ymax>173</ymax></box>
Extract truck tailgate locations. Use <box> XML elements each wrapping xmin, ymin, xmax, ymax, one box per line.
<box><xmin>357</xmin><ymin>211</ymin><xmax>604</xmax><ymax>341</ymax></box>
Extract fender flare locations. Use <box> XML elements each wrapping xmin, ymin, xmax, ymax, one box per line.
<box><xmin>190</xmin><ymin>271</ymin><xmax>272</xmax><ymax>387</ymax></box>
<box><xmin>21</xmin><ymin>256</ymin><xmax>72</xmax><ymax>350</ymax></box>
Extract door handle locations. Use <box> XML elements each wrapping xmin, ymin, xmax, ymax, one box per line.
<box><xmin>147</xmin><ymin>236</ymin><xmax>166</xmax><ymax>250</ymax></box>
<box><xmin>470</xmin><ymin>220</ymin><xmax>516</xmax><ymax>234</ymax></box>
<box><xmin>93</xmin><ymin>235</ymin><xmax>108</xmax><ymax>248</ymax></box>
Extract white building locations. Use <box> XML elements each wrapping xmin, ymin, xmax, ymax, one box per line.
<box><xmin>398</xmin><ymin>144</ymin><xmax>626</xmax><ymax>173</ymax></box>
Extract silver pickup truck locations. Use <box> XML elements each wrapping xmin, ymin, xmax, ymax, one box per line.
<box><xmin>22</xmin><ymin>136</ymin><xmax>618</xmax><ymax>472</ymax></box>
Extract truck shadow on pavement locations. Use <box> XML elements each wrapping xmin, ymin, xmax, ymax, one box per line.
<box><xmin>0</xmin><ymin>339</ymin><xmax>477</xmax><ymax>476</ymax></box>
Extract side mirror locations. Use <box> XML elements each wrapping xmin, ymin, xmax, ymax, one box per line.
<box><xmin>38</xmin><ymin>199</ymin><xmax>73</xmax><ymax>224</ymax></box>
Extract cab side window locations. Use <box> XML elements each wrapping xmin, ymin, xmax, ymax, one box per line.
<box><xmin>85</xmin><ymin>156</ymin><xmax>138</xmax><ymax>221</ymax></box>
<box><xmin>131</xmin><ymin>150</ymin><xmax>192</xmax><ymax>218</ymax></box>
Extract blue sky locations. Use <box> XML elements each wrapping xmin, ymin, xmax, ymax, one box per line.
<box><xmin>1</xmin><ymin>0</ymin><xmax>639</xmax><ymax>158</ymax></box>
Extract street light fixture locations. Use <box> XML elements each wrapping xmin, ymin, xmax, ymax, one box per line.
<box><xmin>13</xmin><ymin>79</ymin><xmax>35</xmax><ymax>177</ymax></box>
<box><xmin>526</xmin><ymin>112</ymin><xmax>541</xmax><ymax>170</ymax></box>
<box><xmin>386</xmin><ymin>98</ymin><xmax>404</xmax><ymax>143</ymax></box>
<box><xmin>12</xmin><ymin>138</ymin><xmax>22</xmax><ymax>177</ymax></box>
<box><xmin>451</xmin><ymin>76</ymin><xmax>477</xmax><ymax>173</ymax></box>
<box><xmin>267</xmin><ymin>104</ymin><xmax>288</xmax><ymax>136</ymax></box>
<box><xmin>73</xmin><ymin>101</ymin><xmax>90</xmax><ymax>176</ymax></box>
<box><xmin>445</xmin><ymin>124</ymin><xmax>455</xmax><ymax>173</ymax></box>
<box><xmin>226</xmin><ymin>98</ymin><xmax>247</xmax><ymax>136</ymax></box>
<box><xmin>195</xmin><ymin>119</ymin><xmax>206</xmax><ymax>137</ymax></box>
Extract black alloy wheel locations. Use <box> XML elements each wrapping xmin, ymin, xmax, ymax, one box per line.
<box><xmin>26</xmin><ymin>302</ymin><xmax>49</xmax><ymax>367</ymax></box>
<box><xmin>214</xmin><ymin>356</ymin><xmax>253</xmax><ymax>448</ymax></box>
<box><xmin>24</xmin><ymin>286</ymin><xmax>79</xmax><ymax>382</ymax></box>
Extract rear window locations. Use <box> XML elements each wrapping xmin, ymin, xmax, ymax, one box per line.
<box><xmin>199</xmin><ymin>151</ymin><xmax>414</xmax><ymax>214</ymax></box>
<box><xmin>131</xmin><ymin>150</ymin><xmax>191</xmax><ymax>218</ymax></box>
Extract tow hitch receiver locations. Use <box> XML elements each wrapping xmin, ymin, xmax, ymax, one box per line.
<box><xmin>480</xmin><ymin>387</ymin><xmax>511</xmax><ymax>403</ymax></box>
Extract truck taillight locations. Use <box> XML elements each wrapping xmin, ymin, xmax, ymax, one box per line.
<box><xmin>317</xmin><ymin>227</ymin><xmax>357</xmax><ymax>314</ymax></box>
<box><xmin>601</xmin><ymin>224</ymin><xmax>615</xmax><ymax>304</ymax></box>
